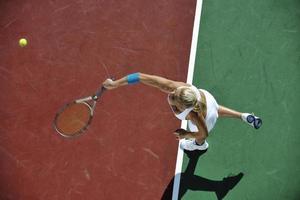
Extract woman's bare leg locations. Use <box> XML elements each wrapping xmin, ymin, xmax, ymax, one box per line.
<box><xmin>218</xmin><ymin>105</ymin><xmax>242</xmax><ymax>119</ymax></box>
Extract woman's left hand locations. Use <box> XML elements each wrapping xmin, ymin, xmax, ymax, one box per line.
<box><xmin>173</xmin><ymin>128</ymin><xmax>188</xmax><ymax>140</ymax></box>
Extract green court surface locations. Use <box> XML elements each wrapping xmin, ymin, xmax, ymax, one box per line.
<box><xmin>180</xmin><ymin>0</ymin><xmax>300</xmax><ymax>199</ymax></box>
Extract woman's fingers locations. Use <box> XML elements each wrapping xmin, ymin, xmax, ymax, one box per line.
<box><xmin>103</xmin><ymin>79</ymin><xmax>115</xmax><ymax>89</ymax></box>
<box><xmin>173</xmin><ymin>132</ymin><xmax>184</xmax><ymax>140</ymax></box>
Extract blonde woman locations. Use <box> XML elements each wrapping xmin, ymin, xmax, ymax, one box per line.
<box><xmin>102</xmin><ymin>73</ymin><xmax>262</xmax><ymax>151</ymax></box>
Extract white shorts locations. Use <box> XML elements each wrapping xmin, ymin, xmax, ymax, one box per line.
<box><xmin>188</xmin><ymin>89</ymin><xmax>219</xmax><ymax>133</ymax></box>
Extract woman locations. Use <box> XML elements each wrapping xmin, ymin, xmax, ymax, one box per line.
<box><xmin>102</xmin><ymin>72</ymin><xmax>262</xmax><ymax>151</ymax></box>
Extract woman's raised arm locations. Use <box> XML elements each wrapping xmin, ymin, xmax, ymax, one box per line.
<box><xmin>102</xmin><ymin>72</ymin><xmax>188</xmax><ymax>93</ymax></box>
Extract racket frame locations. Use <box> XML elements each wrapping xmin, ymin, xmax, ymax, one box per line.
<box><xmin>53</xmin><ymin>86</ymin><xmax>106</xmax><ymax>138</ymax></box>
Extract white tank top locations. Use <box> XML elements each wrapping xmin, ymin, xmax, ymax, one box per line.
<box><xmin>168</xmin><ymin>85</ymin><xmax>201</xmax><ymax>120</ymax></box>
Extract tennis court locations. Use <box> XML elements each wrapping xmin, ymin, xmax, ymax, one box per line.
<box><xmin>0</xmin><ymin>0</ymin><xmax>299</xmax><ymax>199</ymax></box>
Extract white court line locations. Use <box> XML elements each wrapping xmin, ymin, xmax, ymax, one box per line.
<box><xmin>171</xmin><ymin>0</ymin><xmax>204</xmax><ymax>199</ymax></box>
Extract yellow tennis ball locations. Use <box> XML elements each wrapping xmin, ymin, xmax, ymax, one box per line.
<box><xmin>19</xmin><ymin>38</ymin><xmax>28</xmax><ymax>47</ymax></box>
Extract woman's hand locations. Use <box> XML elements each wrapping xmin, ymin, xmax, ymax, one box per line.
<box><xmin>102</xmin><ymin>78</ymin><xmax>118</xmax><ymax>90</ymax></box>
<box><xmin>174</xmin><ymin>128</ymin><xmax>188</xmax><ymax>140</ymax></box>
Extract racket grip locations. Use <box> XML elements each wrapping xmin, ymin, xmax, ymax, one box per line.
<box><xmin>94</xmin><ymin>77</ymin><xmax>114</xmax><ymax>100</ymax></box>
<box><xmin>94</xmin><ymin>87</ymin><xmax>105</xmax><ymax>100</ymax></box>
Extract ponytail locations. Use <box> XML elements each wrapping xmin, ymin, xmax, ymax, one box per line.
<box><xmin>193</xmin><ymin>101</ymin><xmax>201</xmax><ymax>112</ymax></box>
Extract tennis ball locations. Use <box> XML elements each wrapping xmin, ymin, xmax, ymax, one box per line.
<box><xmin>19</xmin><ymin>38</ymin><xmax>28</xmax><ymax>47</ymax></box>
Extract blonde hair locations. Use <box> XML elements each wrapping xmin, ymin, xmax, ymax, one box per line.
<box><xmin>176</xmin><ymin>87</ymin><xmax>201</xmax><ymax>112</ymax></box>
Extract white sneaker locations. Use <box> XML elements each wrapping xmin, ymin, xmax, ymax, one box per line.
<box><xmin>180</xmin><ymin>139</ymin><xmax>209</xmax><ymax>151</ymax></box>
<box><xmin>241</xmin><ymin>113</ymin><xmax>262</xmax><ymax>129</ymax></box>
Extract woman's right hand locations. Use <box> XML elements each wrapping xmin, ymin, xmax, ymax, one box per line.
<box><xmin>102</xmin><ymin>78</ymin><xmax>118</xmax><ymax>90</ymax></box>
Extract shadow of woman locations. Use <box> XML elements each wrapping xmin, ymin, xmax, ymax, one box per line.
<box><xmin>161</xmin><ymin>150</ymin><xmax>244</xmax><ymax>200</ymax></box>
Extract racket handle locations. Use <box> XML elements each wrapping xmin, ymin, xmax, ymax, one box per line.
<box><xmin>93</xmin><ymin>77</ymin><xmax>114</xmax><ymax>100</ymax></box>
<box><xmin>93</xmin><ymin>86</ymin><xmax>105</xmax><ymax>100</ymax></box>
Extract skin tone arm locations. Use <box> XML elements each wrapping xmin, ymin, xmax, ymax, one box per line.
<box><xmin>103</xmin><ymin>73</ymin><xmax>206</xmax><ymax>141</ymax></box>
<box><xmin>174</xmin><ymin>111</ymin><xmax>208</xmax><ymax>144</ymax></box>
<box><xmin>102</xmin><ymin>73</ymin><xmax>189</xmax><ymax>93</ymax></box>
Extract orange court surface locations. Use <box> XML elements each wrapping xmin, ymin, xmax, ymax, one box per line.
<box><xmin>0</xmin><ymin>0</ymin><xmax>196</xmax><ymax>199</ymax></box>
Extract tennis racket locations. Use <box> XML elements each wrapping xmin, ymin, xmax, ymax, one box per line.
<box><xmin>53</xmin><ymin>84</ymin><xmax>108</xmax><ymax>138</ymax></box>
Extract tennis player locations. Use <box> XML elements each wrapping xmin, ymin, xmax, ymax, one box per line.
<box><xmin>102</xmin><ymin>73</ymin><xmax>262</xmax><ymax>151</ymax></box>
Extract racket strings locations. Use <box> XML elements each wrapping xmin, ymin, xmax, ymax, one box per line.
<box><xmin>55</xmin><ymin>103</ymin><xmax>92</xmax><ymax>136</ymax></box>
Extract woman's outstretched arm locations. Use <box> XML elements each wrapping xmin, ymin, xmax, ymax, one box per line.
<box><xmin>102</xmin><ymin>72</ymin><xmax>188</xmax><ymax>93</ymax></box>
